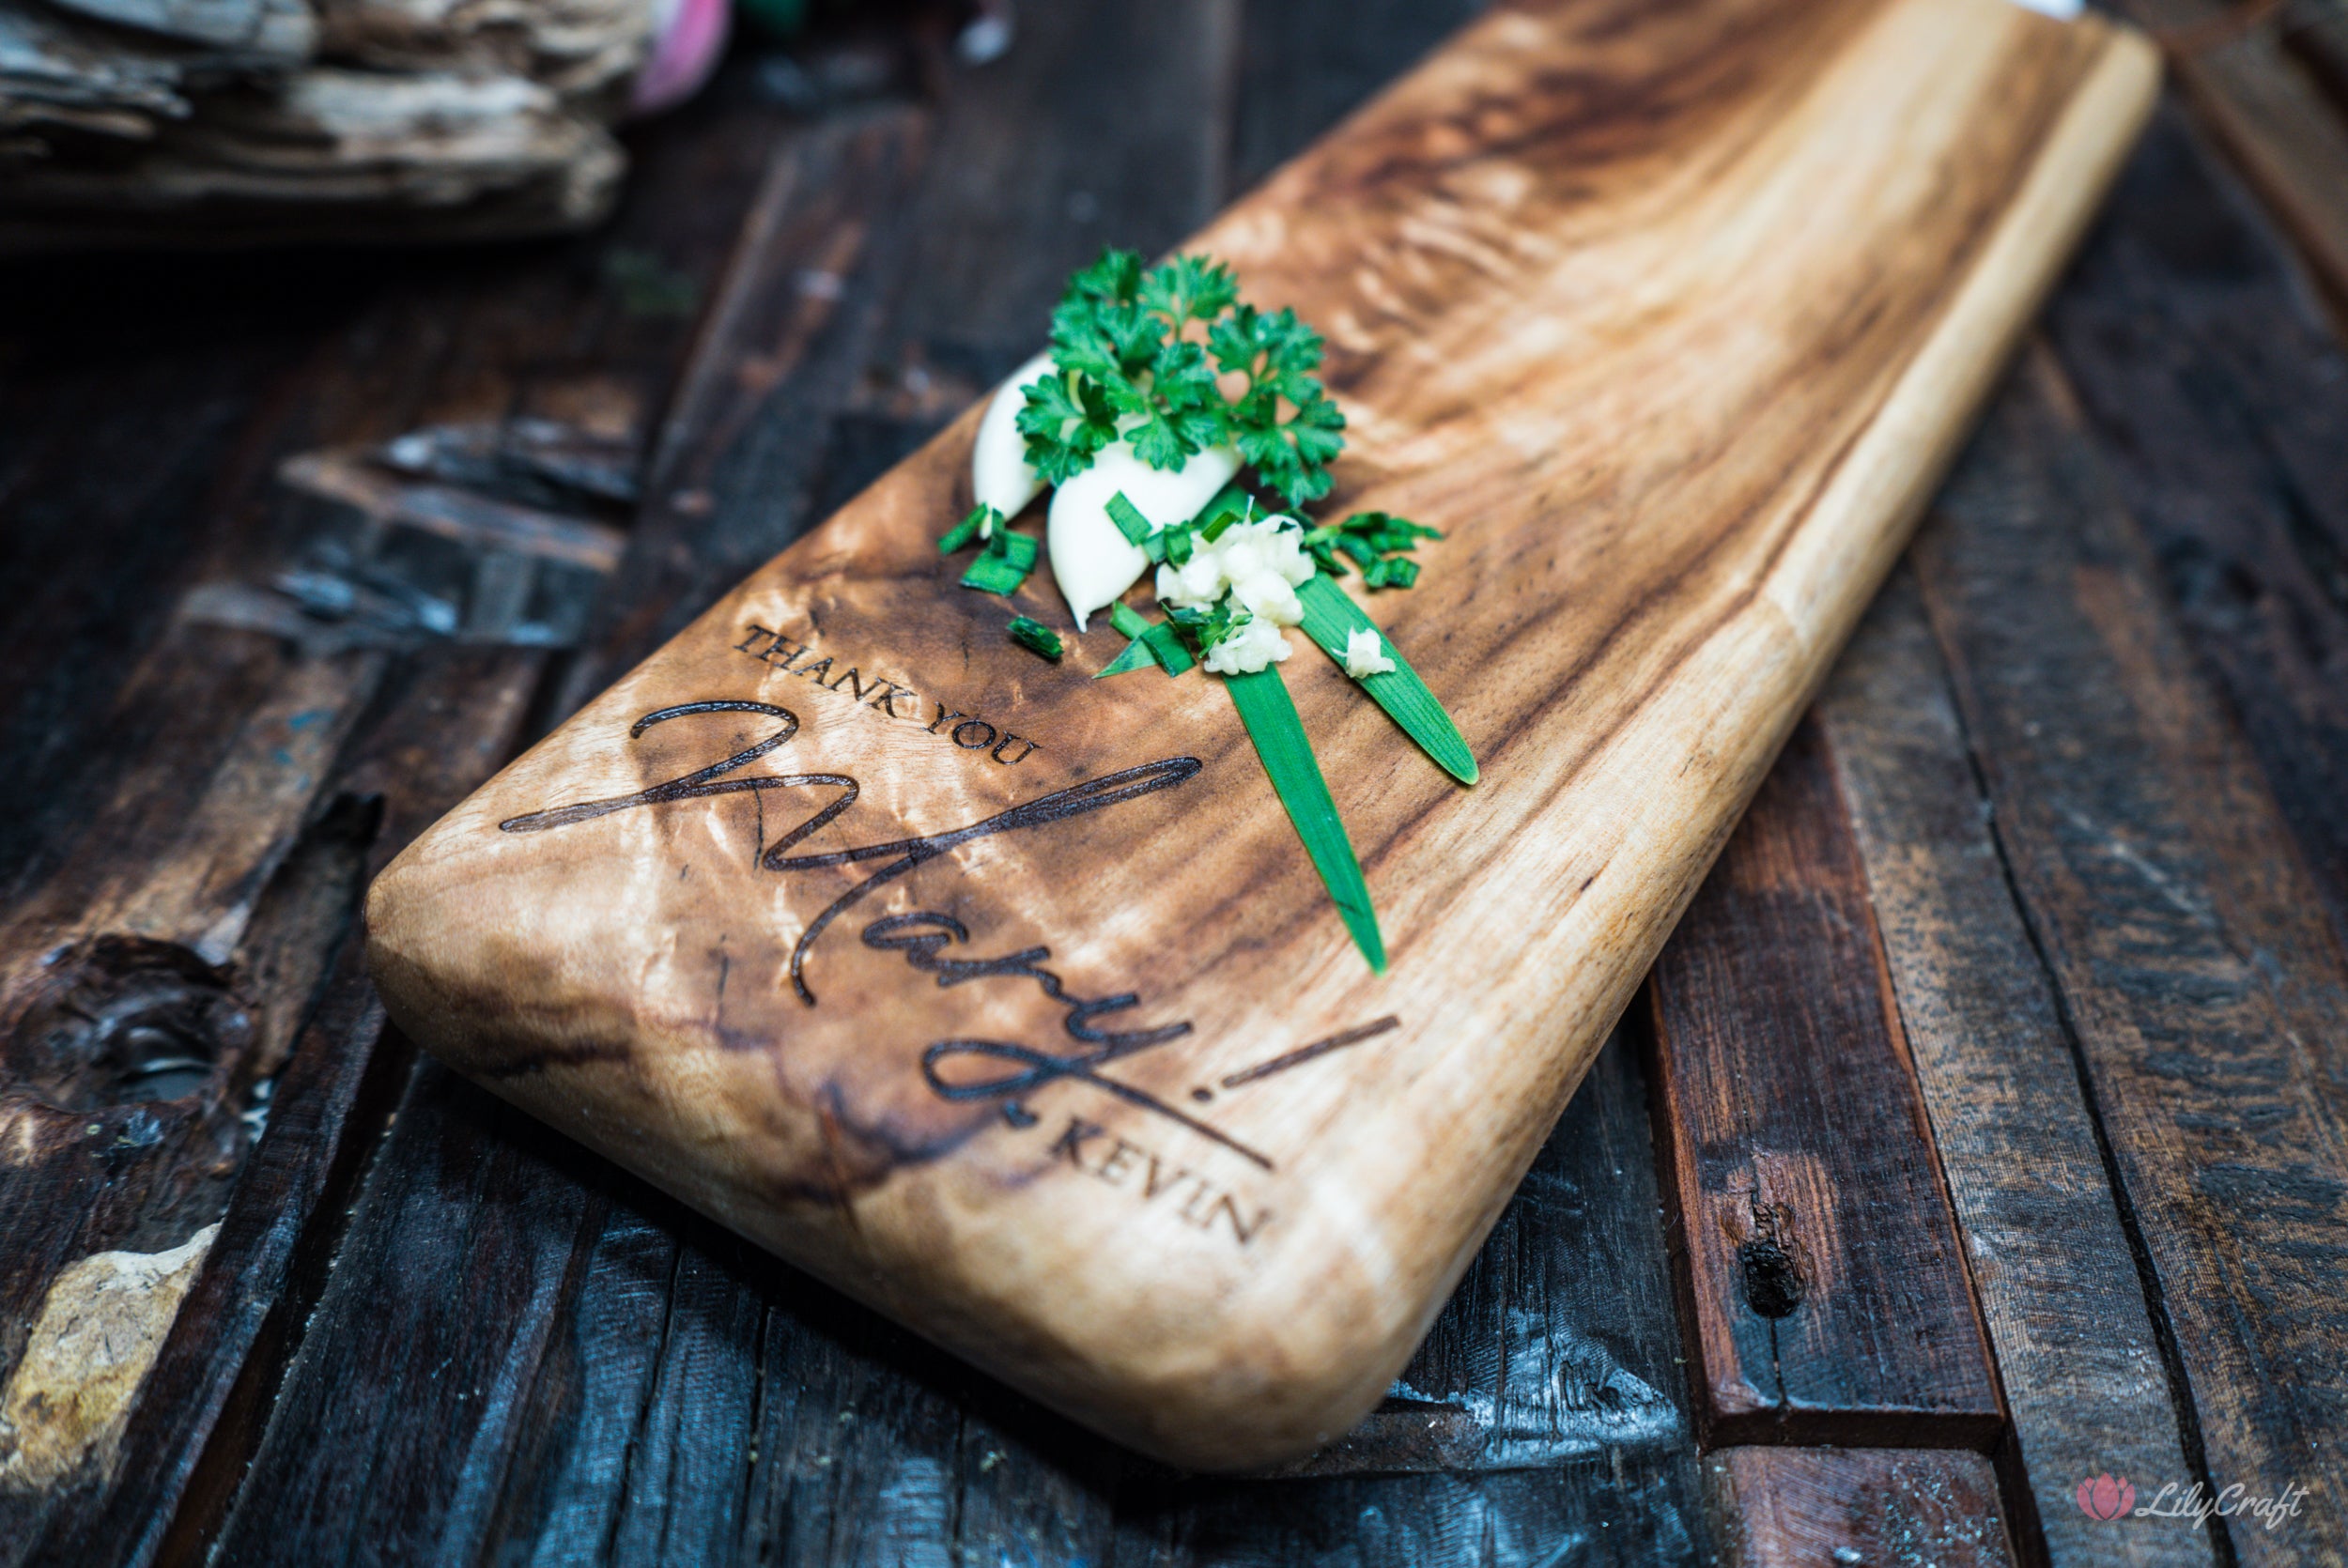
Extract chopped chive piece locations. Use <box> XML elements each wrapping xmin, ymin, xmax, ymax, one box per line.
<box><xmin>1106</xmin><ymin>492</ymin><xmax>1154</xmax><ymax>547</ymax></box>
<box><xmin>1193</xmin><ymin>483</ymin><xmax>1249</xmax><ymax>521</ymax></box>
<box><xmin>1097</xmin><ymin>600</ymin><xmax>1162</xmax><ymax>678</ymax></box>
<box><xmin>1164</xmin><ymin>529</ymin><xmax>1194</xmax><ymax>567</ymax></box>
<box><xmin>1141</xmin><ymin>622</ymin><xmax>1193</xmax><ymax>675</ymax></box>
<box><xmin>1303</xmin><ymin>509</ymin><xmax>1439</xmax><ymax>581</ymax></box>
<box><xmin>960</xmin><ymin>529</ymin><xmax>1038</xmax><ymax>594</ymax></box>
<box><xmin>961</xmin><ymin>557</ymin><xmax>1027</xmax><ymax>593</ymax></box>
<box><xmin>1223</xmin><ymin>665</ymin><xmax>1384</xmax><ymax>973</ymax></box>
<box><xmin>940</xmin><ymin>503</ymin><xmax>999</xmax><ymax>554</ymax></box>
<box><xmin>1297</xmin><ymin>574</ymin><xmax>1476</xmax><ymax>784</ymax></box>
<box><xmin>1007</xmin><ymin>616</ymin><xmax>1062</xmax><ymax>660</ymax></box>
<box><xmin>1195</xmin><ymin>484</ymin><xmax>1252</xmax><ymax>542</ymax></box>
<box><xmin>1096</xmin><ymin>638</ymin><xmax>1158</xmax><ymax>678</ymax></box>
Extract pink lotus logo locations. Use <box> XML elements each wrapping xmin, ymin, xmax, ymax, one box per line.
<box><xmin>2077</xmin><ymin>1475</ymin><xmax>2138</xmax><ymax>1520</ymax></box>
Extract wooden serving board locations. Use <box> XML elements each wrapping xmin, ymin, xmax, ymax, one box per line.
<box><xmin>364</xmin><ymin>0</ymin><xmax>2156</xmax><ymax>1470</ymax></box>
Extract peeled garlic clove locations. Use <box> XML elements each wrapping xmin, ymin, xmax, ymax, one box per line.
<box><xmin>1047</xmin><ymin>440</ymin><xmax>1241</xmax><ymax>630</ymax></box>
<box><xmin>970</xmin><ymin>350</ymin><xmax>1056</xmax><ymax>520</ymax></box>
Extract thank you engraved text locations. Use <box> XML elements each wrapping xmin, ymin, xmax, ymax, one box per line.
<box><xmin>734</xmin><ymin>623</ymin><xmax>1043</xmax><ymax>765</ymax></box>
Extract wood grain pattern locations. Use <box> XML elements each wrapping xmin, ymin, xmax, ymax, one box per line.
<box><xmin>2117</xmin><ymin>0</ymin><xmax>2348</xmax><ymax>318</ymax></box>
<box><xmin>365</xmin><ymin>0</ymin><xmax>2157</xmax><ymax>1468</ymax></box>
<box><xmin>1647</xmin><ymin>715</ymin><xmax>2002</xmax><ymax>1450</ymax></box>
<box><xmin>0</xmin><ymin>66</ymin><xmax>809</xmax><ymax>1563</ymax></box>
<box><xmin>1821</xmin><ymin>567</ymin><xmax>2212</xmax><ymax>1568</ymax></box>
<box><xmin>208</xmin><ymin>5</ymin><xmax>1719</xmax><ymax>1553</ymax></box>
<box><xmin>2043</xmin><ymin>102</ymin><xmax>2348</xmax><ymax>955</ymax></box>
<box><xmin>1289</xmin><ymin>1028</ymin><xmax>1695</xmax><ymax>1476</ymax></box>
<box><xmin>1912</xmin><ymin>346</ymin><xmax>2348</xmax><ymax>1567</ymax></box>
<box><xmin>1705</xmin><ymin>1446</ymin><xmax>2016</xmax><ymax>1567</ymax></box>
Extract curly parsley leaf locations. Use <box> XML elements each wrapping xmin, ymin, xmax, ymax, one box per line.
<box><xmin>1024</xmin><ymin>248</ymin><xmax>1350</xmax><ymax>499</ymax></box>
<box><xmin>1240</xmin><ymin>387</ymin><xmax>1346</xmax><ymax>507</ymax></box>
<box><xmin>1140</xmin><ymin>254</ymin><xmax>1238</xmax><ymax>326</ymax></box>
<box><xmin>1014</xmin><ymin>367</ymin><xmax>1120</xmax><ymax>484</ymax></box>
<box><xmin>1207</xmin><ymin>303</ymin><xmax>1344</xmax><ymax>505</ymax></box>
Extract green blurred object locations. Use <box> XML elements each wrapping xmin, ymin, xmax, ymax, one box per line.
<box><xmin>737</xmin><ymin>0</ymin><xmax>809</xmax><ymax>39</ymax></box>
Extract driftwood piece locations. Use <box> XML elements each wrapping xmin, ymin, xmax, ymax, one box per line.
<box><xmin>314</xmin><ymin>0</ymin><xmax>645</xmax><ymax>91</ymax></box>
<box><xmin>0</xmin><ymin>3</ymin><xmax>217</xmax><ymax>131</ymax></box>
<box><xmin>0</xmin><ymin>0</ymin><xmax>647</xmax><ymax>248</ymax></box>
<box><xmin>366</xmin><ymin>0</ymin><xmax>2158</xmax><ymax>1470</ymax></box>
<box><xmin>45</xmin><ymin>0</ymin><xmax>314</xmax><ymax>56</ymax></box>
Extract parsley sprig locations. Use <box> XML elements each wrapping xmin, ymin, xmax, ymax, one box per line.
<box><xmin>1016</xmin><ymin>249</ymin><xmax>1347</xmax><ymax>507</ymax></box>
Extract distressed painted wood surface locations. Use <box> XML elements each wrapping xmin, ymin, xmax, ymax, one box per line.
<box><xmin>365</xmin><ymin>0</ymin><xmax>2158</xmax><ymax>1468</ymax></box>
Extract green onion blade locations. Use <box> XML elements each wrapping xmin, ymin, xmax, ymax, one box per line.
<box><xmin>1223</xmin><ymin>666</ymin><xmax>1385</xmax><ymax>973</ymax></box>
<box><xmin>1297</xmin><ymin>575</ymin><xmax>1477</xmax><ymax>785</ymax></box>
<box><xmin>1109</xmin><ymin>602</ymin><xmax>1151</xmax><ymax>639</ymax></box>
<box><xmin>1095</xmin><ymin>638</ymin><xmax>1158</xmax><ymax>678</ymax></box>
<box><xmin>1142</xmin><ymin>622</ymin><xmax>1193</xmax><ymax>675</ymax></box>
<box><xmin>1192</xmin><ymin>483</ymin><xmax>1252</xmax><ymax>541</ymax></box>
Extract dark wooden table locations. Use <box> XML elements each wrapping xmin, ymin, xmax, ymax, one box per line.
<box><xmin>3</xmin><ymin>3</ymin><xmax>2344</xmax><ymax>1564</ymax></box>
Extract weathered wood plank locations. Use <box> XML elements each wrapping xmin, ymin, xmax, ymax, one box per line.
<box><xmin>209</xmin><ymin>1060</ymin><xmax>609</xmax><ymax>1565</ymax></box>
<box><xmin>1911</xmin><ymin>345</ymin><xmax>2348</xmax><ymax>1566</ymax></box>
<box><xmin>0</xmin><ymin>64</ymin><xmax>815</xmax><ymax>1566</ymax></box>
<box><xmin>1820</xmin><ymin>567</ymin><xmax>2211</xmax><ymax>1568</ymax></box>
<box><xmin>2116</xmin><ymin>0</ymin><xmax>2348</xmax><ymax>315</ymax></box>
<box><xmin>2039</xmin><ymin>103</ymin><xmax>2348</xmax><ymax>952</ymax></box>
<box><xmin>207</xmin><ymin>7</ymin><xmax>1165</xmax><ymax>1557</ymax></box>
<box><xmin>1704</xmin><ymin>1447</ymin><xmax>2016</xmax><ymax>1567</ymax></box>
<box><xmin>63</xmin><ymin>658</ymin><xmax>536</xmax><ymax>1568</ymax></box>
<box><xmin>1647</xmin><ymin>715</ymin><xmax>2002</xmax><ymax>1450</ymax></box>
<box><xmin>1292</xmin><ymin>1032</ymin><xmax>1694</xmax><ymax>1476</ymax></box>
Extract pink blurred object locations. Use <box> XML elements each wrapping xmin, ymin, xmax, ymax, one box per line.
<box><xmin>630</xmin><ymin>0</ymin><xmax>734</xmax><ymax>117</ymax></box>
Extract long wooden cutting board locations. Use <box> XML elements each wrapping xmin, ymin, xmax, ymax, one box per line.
<box><xmin>365</xmin><ymin>0</ymin><xmax>2157</xmax><ymax>1470</ymax></box>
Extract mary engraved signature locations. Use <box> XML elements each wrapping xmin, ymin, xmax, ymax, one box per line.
<box><xmin>499</xmin><ymin>700</ymin><xmax>1397</xmax><ymax>1199</ymax></box>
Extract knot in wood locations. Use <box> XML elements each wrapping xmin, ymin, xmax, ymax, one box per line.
<box><xmin>2</xmin><ymin>936</ymin><xmax>250</xmax><ymax>1113</ymax></box>
<box><xmin>1737</xmin><ymin>1199</ymin><xmax>1807</xmax><ymax>1319</ymax></box>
